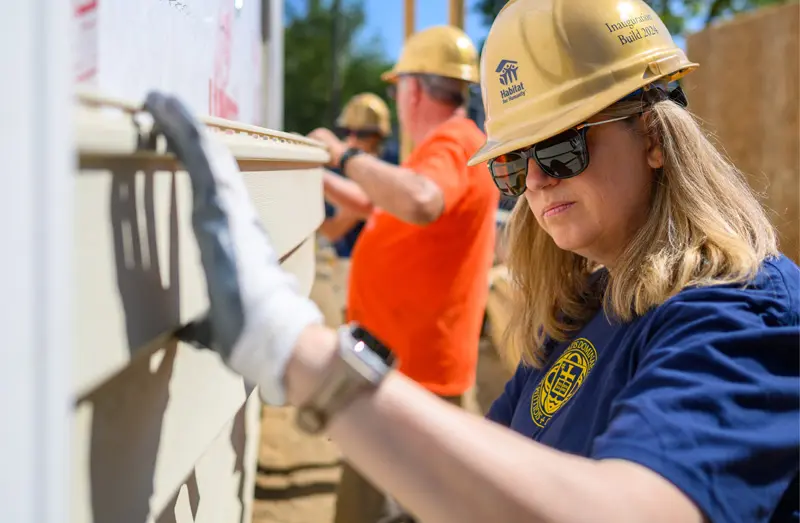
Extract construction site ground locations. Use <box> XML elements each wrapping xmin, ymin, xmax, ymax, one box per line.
<box><xmin>252</xmin><ymin>338</ymin><xmax>514</xmax><ymax>523</ymax></box>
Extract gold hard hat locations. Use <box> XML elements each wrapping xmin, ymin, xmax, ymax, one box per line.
<box><xmin>381</xmin><ymin>25</ymin><xmax>479</xmax><ymax>84</ymax></box>
<box><xmin>336</xmin><ymin>93</ymin><xmax>392</xmax><ymax>137</ymax></box>
<box><xmin>467</xmin><ymin>0</ymin><xmax>699</xmax><ymax>166</ymax></box>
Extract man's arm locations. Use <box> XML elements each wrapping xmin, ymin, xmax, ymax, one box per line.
<box><xmin>308</xmin><ymin>128</ymin><xmax>447</xmax><ymax>226</ymax></box>
<box><xmin>343</xmin><ymin>153</ymin><xmax>444</xmax><ymax>226</ymax></box>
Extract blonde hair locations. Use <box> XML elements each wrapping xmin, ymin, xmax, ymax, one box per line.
<box><xmin>502</xmin><ymin>95</ymin><xmax>779</xmax><ymax>369</ymax></box>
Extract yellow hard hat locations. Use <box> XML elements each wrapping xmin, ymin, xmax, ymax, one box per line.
<box><xmin>467</xmin><ymin>0</ymin><xmax>699</xmax><ymax>166</ymax></box>
<box><xmin>381</xmin><ymin>25</ymin><xmax>479</xmax><ymax>84</ymax></box>
<box><xmin>336</xmin><ymin>93</ymin><xmax>392</xmax><ymax>137</ymax></box>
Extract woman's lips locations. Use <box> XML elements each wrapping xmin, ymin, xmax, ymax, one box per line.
<box><xmin>543</xmin><ymin>202</ymin><xmax>575</xmax><ymax>218</ymax></box>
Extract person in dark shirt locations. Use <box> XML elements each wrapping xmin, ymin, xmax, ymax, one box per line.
<box><xmin>318</xmin><ymin>93</ymin><xmax>392</xmax><ymax>257</ymax></box>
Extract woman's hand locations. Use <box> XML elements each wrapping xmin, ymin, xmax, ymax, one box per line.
<box><xmin>143</xmin><ymin>92</ymin><xmax>324</xmax><ymax>406</ymax></box>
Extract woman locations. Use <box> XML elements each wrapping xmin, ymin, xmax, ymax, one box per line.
<box><xmin>145</xmin><ymin>0</ymin><xmax>798</xmax><ymax>521</ymax></box>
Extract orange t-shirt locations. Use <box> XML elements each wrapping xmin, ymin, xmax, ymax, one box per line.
<box><xmin>347</xmin><ymin>117</ymin><xmax>500</xmax><ymax>396</ymax></box>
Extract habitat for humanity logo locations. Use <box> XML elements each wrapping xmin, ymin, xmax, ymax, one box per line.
<box><xmin>496</xmin><ymin>59</ymin><xmax>525</xmax><ymax>104</ymax></box>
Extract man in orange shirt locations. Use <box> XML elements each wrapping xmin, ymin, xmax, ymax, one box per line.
<box><xmin>308</xmin><ymin>25</ymin><xmax>499</xmax><ymax>523</ymax></box>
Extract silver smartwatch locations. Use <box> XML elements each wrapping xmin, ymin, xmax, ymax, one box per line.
<box><xmin>295</xmin><ymin>323</ymin><xmax>395</xmax><ymax>434</ymax></box>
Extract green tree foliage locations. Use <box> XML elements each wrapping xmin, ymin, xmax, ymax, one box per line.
<box><xmin>283</xmin><ymin>0</ymin><xmax>395</xmax><ymax>135</ymax></box>
<box><xmin>474</xmin><ymin>0</ymin><xmax>795</xmax><ymax>37</ymax></box>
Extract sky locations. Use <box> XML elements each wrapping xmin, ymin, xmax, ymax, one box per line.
<box><xmin>356</xmin><ymin>0</ymin><xmax>490</xmax><ymax>60</ymax></box>
<box><xmin>354</xmin><ymin>0</ymin><xmax>703</xmax><ymax>56</ymax></box>
<box><xmin>285</xmin><ymin>0</ymin><xmax>699</xmax><ymax>62</ymax></box>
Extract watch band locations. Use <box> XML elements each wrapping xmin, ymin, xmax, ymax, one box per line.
<box><xmin>338</xmin><ymin>147</ymin><xmax>364</xmax><ymax>175</ymax></box>
<box><xmin>295</xmin><ymin>323</ymin><xmax>394</xmax><ymax>434</ymax></box>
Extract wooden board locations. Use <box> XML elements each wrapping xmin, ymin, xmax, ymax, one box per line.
<box><xmin>684</xmin><ymin>3</ymin><xmax>800</xmax><ymax>262</ymax></box>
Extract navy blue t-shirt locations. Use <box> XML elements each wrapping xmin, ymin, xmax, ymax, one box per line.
<box><xmin>487</xmin><ymin>254</ymin><xmax>800</xmax><ymax>523</ymax></box>
<box><xmin>324</xmin><ymin>200</ymin><xmax>364</xmax><ymax>258</ymax></box>
<box><xmin>323</xmin><ymin>166</ymin><xmax>364</xmax><ymax>258</ymax></box>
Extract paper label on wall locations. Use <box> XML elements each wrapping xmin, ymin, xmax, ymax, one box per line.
<box><xmin>74</xmin><ymin>0</ymin><xmax>99</xmax><ymax>85</ymax></box>
<box><xmin>74</xmin><ymin>0</ymin><xmax>262</xmax><ymax>124</ymax></box>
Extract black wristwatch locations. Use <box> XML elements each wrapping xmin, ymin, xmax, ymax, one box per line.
<box><xmin>295</xmin><ymin>323</ymin><xmax>396</xmax><ymax>434</ymax></box>
<box><xmin>338</xmin><ymin>147</ymin><xmax>364</xmax><ymax>175</ymax></box>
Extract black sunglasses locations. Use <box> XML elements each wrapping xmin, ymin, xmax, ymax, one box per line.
<box><xmin>336</xmin><ymin>127</ymin><xmax>382</xmax><ymax>140</ymax></box>
<box><xmin>487</xmin><ymin>114</ymin><xmax>631</xmax><ymax>197</ymax></box>
<box><xmin>488</xmin><ymin>84</ymin><xmax>689</xmax><ymax>197</ymax></box>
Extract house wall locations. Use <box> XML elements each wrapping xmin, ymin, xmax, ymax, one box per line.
<box><xmin>72</xmin><ymin>97</ymin><xmax>327</xmax><ymax>523</ymax></box>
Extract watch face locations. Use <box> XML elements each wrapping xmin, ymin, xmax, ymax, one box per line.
<box><xmin>343</xmin><ymin>339</ymin><xmax>390</xmax><ymax>382</ymax></box>
<box><xmin>351</xmin><ymin>325</ymin><xmax>395</xmax><ymax>366</ymax></box>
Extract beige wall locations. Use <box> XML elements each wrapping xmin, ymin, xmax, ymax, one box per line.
<box><xmin>72</xmin><ymin>98</ymin><xmax>327</xmax><ymax>523</ymax></box>
<box><xmin>684</xmin><ymin>3</ymin><xmax>800</xmax><ymax>262</ymax></box>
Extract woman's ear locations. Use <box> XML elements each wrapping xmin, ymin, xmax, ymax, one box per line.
<box><xmin>643</xmin><ymin>113</ymin><xmax>664</xmax><ymax>169</ymax></box>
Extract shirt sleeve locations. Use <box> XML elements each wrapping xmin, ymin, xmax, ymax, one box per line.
<box><xmin>486</xmin><ymin>363</ymin><xmax>532</xmax><ymax>427</ymax></box>
<box><xmin>407</xmin><ymin>136</ymin><xmax>470</xmax><ymax>213</ymax></box>
<box><xmin>591</xmin><ymin>288</ymin><xmax>800</xmax><ymax>523</ymax></box>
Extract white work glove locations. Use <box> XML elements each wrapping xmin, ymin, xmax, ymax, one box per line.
<box><xmin>143</xmin><ymin>92</ymin><xmax>323</xmax><ymax>405</ymax></box>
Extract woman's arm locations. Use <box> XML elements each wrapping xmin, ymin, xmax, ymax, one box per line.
<box><xmin>322</xmin><ymin>171</ymin><xmax>373</xmax><ymax>218</ymax></box>
<box><xmin>285</xmin><ymin>325</ymin><xmax>704</xmax><ymax>523</ymax></box>
<box><xmin>318</xmin><ymin>207</ymin><xmax>362</xmax><ymax>243</ymax></box>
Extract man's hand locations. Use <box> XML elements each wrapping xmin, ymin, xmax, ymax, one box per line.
<box><xmin>143</xmin><ymin>91</ymin><xmax>323</xmax><ymax>406</ymax></box>
<box><xmin>308</xmin><ymin>128</ymin><xmax>346</xmax><ymax>168</ymax></box>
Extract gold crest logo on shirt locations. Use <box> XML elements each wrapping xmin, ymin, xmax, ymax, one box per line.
<box><xmin>530</xmin><ymin>338</ymin><xmax>598</xmax><ymax>428</ymax></box>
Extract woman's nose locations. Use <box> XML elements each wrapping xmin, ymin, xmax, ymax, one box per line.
<box><xmin>525</xmin><ymin>158</ymin><xmax>559</xmax><ymax>191</ymax></box>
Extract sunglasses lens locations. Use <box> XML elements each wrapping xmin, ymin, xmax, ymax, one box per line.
<box><xmin>489</xmin><ymin>152</ymin><xmax>529</xmax><ymax>196</ymax></box>
<box><xmin>386</xmin><ymin>85</ymin><xmax>397</xmax><ymax>100</ymax></box>
<box><xmin>534</xmin><ymin>129</ymin><xmax>588</xmax><ymax>179</ymax></box>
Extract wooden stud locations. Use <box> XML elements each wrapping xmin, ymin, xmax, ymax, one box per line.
<box><xmin>449</xmin><ymin>0</ymin><xmax>465</xmax><ymax>29</ymax></box>
<box><xmin>400</xmin><ymin>0</ymin><xmax>416</xmax><ymax>162</ymax></box>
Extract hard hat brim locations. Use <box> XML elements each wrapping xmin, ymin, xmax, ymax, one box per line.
<box><xmin>381</xmin><ymin>70</ymin><xmax>398</xmax><ymax>83</ymax></box>
<box><xmin>468</xmin><ymin>64</ymin><xmax>698</xmax><ymax>166</ymax></box>
<box><xmin>381</xmin><ymin>67</ymin><xmax>478</xmax><ymax>84</ymax></box>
